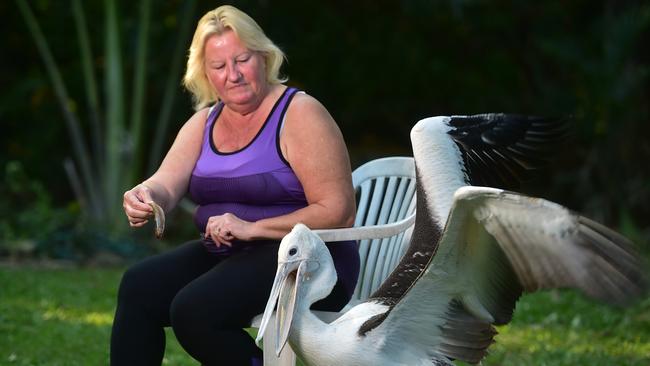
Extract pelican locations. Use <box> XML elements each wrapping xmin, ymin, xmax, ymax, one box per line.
<box><xmin>257</xmin><ymin>115</ymin><xmax>646</xmax><ymax>366</ymax></box>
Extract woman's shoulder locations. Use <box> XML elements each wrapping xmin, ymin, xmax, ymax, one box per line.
<box><xmin>185</xmin><ymin>107</ymin><xmax>213</xmax><ymax>126</ymax></box>
<box><xmin>194</xmin><ymin>106</ymin><xmax>214</xmax><ymax>121</ymax></box>
<box><xmin>282</xmin><ymin>89</ymin><xmax>340</xmax><ymax>145</ymax></box>
<box><xmin>286</xmin><ymin>90</ymin><xmax>330</xmax><ymax>120</ymax></box>
<box><xmin>177</xmin><ymin>107</ymin><xmax>213</xmax><ymax>138</ymax></box>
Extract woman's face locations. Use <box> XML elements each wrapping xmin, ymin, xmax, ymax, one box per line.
<box><xmin>204</xmin><ymin>30</ymin><xmax>267</xmax><ymax>110</ymax></box>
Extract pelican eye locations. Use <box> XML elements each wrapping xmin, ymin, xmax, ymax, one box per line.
<box><xmin>288</xmin><ymin>247</ymin><xmax>298</xmax><ymax>256</ymax></box>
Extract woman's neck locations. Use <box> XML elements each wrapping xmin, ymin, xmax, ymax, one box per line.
<box><xmin>213</xmin><ymin>84</ymin><xmax>285</xmax><ymax>152</ymax></box>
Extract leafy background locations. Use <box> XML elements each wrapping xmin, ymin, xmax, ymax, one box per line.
<box><xmin>2</xmin><ymin>0</ymin><xmax>648</xmax><ymax>260</ymax></box>
<box><xmin>2</xmin><ymin>0</ymin><xmax>649</xmax><ymax>259</ymax></box>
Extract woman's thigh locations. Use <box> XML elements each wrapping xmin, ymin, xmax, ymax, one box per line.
<box><xmin>170</xmin><ymin>242</ymin><xmax>281</xmax><ymax>328</ymax></box>
<box><xmin>170</xmin><ymin>240</ymin><xmax>354</xmax><ymax>328</ymax></box>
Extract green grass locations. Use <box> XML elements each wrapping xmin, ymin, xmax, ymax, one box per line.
<box><xmin>467</xmin><ymin>291</ymin><xmax>650</xmax><ymax>366</ymax></box>
<box><xmin>0</xmin><ymin>265</ymin><xmax>195</xmax><ymax>365</ymax></box>
<box><xmin>1</xmin><ymin>266</ymin><xmax>648</xmax><ymax>365</ymax></box>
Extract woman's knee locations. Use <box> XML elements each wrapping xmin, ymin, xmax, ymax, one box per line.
<box><xmin>170</xmin><ymin>290</ymin><xmax>257</xmax><ymax>364</ymax></box>
<box><xmin>116</xmin><ymin>262</ymin><xmax>155</xmax><ymax>306</ymax></box>
<box><xmin>170</xmin><ymin>284</ymin><xmax>227</xmax><ymax>334</ymax></box>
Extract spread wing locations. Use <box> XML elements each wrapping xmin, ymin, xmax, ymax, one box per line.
<box><xmin>365</xmin><ymin>114</ymin><xmax>569</xmax><ymax>309</ymax></box>
<box><xmin>447</xmin><ymin>114</ymin><xmax>569</xmax><ymax>189</ymax></box>
<box><xmin>371</xmin><ymin>186</ymin><xmax>645</xmax><ymax>364</ymax></box>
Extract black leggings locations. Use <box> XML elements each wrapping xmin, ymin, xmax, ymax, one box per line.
<box><xmin>110</xmin><ymin>240</ymin><xmax>350</xmax><ymax>365</ymax></box>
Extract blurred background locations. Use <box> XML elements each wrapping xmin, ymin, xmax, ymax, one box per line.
<box><xmin>1</xmin><ymin>1</ymin><xmax>649</xmax><ymax>365</ymax></box>
<box><xmin>2</xmin><ymin>0</ymin><xmax>649</xmax><ymax>263</ymax></box>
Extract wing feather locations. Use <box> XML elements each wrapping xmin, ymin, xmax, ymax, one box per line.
<box><xmin>476</xmin><ymin>192</ymin><xmax>645</xmax><ymax>303</ymax></box>
<box><xmin>371</xmin><ymin>186</ymin><xmax>646</xmax><ymax>364</ymax></box>
<box><xmin>447</xmin><ymin>114</ymin><xmax>569</xmax><ymax>189</ymax></box>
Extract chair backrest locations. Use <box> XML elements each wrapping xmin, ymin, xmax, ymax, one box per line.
<box><xmin>350</xmin><ymin>156</ymin><xmax>416</xmax><ymax>301</ymax></box>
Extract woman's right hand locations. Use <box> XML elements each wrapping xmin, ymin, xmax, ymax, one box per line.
<box><xmin>123</xmin><ymin>184</ymin><xmax>155</xmax><ymax>227</ymax></box>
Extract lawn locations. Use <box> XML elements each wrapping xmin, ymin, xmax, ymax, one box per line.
<box><xmin>1</xmin><ymin>265</ymin><xmax>648</xmax><ymax>365</ymax></box>
<box><xmin>0</xmin><ymin>265</ymin><xmax>194</xmax><ymax>365</ymax></box>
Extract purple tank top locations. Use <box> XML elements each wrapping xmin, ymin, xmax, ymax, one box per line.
<box><xmin>188</xmin><ymin>87</ymin><xmax>359</xmax><ymax>297</ymax></box>
<box><xmin>190</xmin><ymin>87</ymin><xmax>307</xmax><ymax>231</ymax></box>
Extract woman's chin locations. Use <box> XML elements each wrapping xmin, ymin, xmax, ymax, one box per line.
<box><xmin>224</xmin><ymin>90</ymin><xmax>262</xmax><ymax>108</ymax></box>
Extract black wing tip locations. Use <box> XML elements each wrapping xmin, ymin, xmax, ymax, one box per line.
<box><xmin>447</xmin><ymin>113</ymin><xmax>573</xmax><ymax>144</ymax></box>
<box><xmin>446</xmin><ymin>113</ymin><xmax>573</xmax><ymax>189</ymax></box>
<box><xmin>448</xmin><ymin>113</ymin><xmax>573</xmax><ymax>135</ymax></box>
<box><xmin>448</xmin><ymin>112</ymin><xmax>570</xmax><ymax>122</ymax></box>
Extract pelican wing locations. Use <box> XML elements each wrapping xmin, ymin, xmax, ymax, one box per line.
<box><xmin>447</xmin><ymin>114</ymin><xmax>568</xmax><ymax>189</ymax></box>
<box><xmin>371</xmin><ymin>186</ymin><xmax>645</xmax><ymax>364</ymax></box>
<box><xmin>362</xmin><ymin>114</ymin><xmax>568</xmax><ymax>316</ymax></box>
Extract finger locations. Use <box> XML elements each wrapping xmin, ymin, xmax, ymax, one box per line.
<box><xmin>214</xmin><ymin>229</ymin><xmax>234</xmax><ymax>247</ymax></box>
<box><xmin>128</xmin><ymin>219</ymin><xmax>148</xmax><ymax>227</ymax></box>
<box><xmin>218</xmin><ymin>233</ymin><xmax>232</xmax><ymax>244</ymax></box>
<box><xmin>128</xmin><ymin>215</ymin><xmax>148</xmax><ymax>223</ymax></box>
<box><xmin>204</xmin><ymin>219</ymin><xmax>220</xmax><ymax>237</ymax></box>
<box><xmin>204</xmin><ymin>222</ymin><xmax>211</xmax><ymax>238</ymax></box>
<box><xmin>217</xmin><ymin>230</ymin><xmax>233</xmax><ymax>246</ymax></box>
<box><xmin>135</xmin><ymin>184</ymin><xmax>154</xmax><ymax>203</ymax></box>
<box><xmin>124</xmin><ymin>205</ymin><xmax>153</xmax><ymax>220</ymax></box>
<box><xmin>209</xmin><ymin>231</ymin><xmax>222</xmax><ymax>248</ymax></box>
<box><xmin>125</xmin><ymin>191</ymin><xmax>153</xmax><ymax>213</ymax></box>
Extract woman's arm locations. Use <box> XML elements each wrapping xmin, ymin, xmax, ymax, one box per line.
<box><xmin>277</xmin><ymin>93</ymin><xmax>356</xmax><ymax>230</ymax></box>
<box><xmin>123</xmin><ymin>108</ymin><xmax>208</xmax><ymax>227</ymax></box>
<box><xmin>208</xmin><ymin>93</ymin><xmax>355</xmax><ymax>244</ymax></box>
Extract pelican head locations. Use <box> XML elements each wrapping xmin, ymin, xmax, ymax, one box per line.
<box><xmin>257</xmin><ymin>224</ymin><xmax>338</xmax><ymax>356</ymax></box>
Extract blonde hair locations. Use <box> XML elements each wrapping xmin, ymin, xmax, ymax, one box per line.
<box><xmin>183</xmin><ymin>5</ymin><xmax>287</xmax><ymax>110</ymax></box>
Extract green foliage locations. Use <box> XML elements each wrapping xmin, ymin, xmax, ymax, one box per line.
<box><xmin>13</xmin><ymin>0</ymin><xmax>198</xmax><ymax>233</ymax></box>
<box><xmin>0</xmin><ymin>161</ymin><xmax>77</xmax><ymax>258</ymax></box>
<box><xmin>0</xmin><ymin>161</ymin><xmax>153</xmax><ymax>261</ymax></box>
<box><xmin>3</xmin><ymin>0</ymin><xmax>649</xmax><ymax>259</ymax></box>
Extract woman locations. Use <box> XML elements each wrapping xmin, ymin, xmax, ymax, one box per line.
<box><xmin>110</xmin><ymin>5</ymin><xmax>360</xmax><ymax>366</ymax></box>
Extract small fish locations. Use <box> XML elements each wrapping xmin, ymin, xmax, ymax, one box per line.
<box><xmin>148</xmin><ymin>201</ymin><xmax>165</xmax><ymax>239</ymax></box>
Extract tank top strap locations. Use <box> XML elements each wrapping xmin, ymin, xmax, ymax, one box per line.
<box><xmin>266</xmin><ymin>86</ymin><xmax>299</xmax><ymax>134</ymax></box>
<box><xmin>270</xmin><ymin>87</ymin><xmax>299</xmax><ymax>166</ymax></box>
<box><xmin>206</xmin><ymin>102</ymin><xmax>224</xmax><ymax>128</ymax></box>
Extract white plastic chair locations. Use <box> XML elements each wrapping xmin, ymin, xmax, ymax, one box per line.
<box><xmin>253</xmin><ymin>156</ymin><xmax>417</xmax><ymax>365</ymax></box>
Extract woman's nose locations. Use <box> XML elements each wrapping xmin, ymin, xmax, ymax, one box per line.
<box><xmin>227</xmin><ymin>63</ymin><xmax>241</xmax><ymax>82</ymax></box>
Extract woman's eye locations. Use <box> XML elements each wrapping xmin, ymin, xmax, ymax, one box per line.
<box><xmin>236</xmin><ymin>55</ymin><xmax>251</xmax><ymax>63</ymax></box>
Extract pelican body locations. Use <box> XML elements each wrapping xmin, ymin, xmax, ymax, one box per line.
<box><xmin>258</xmin><ymin>115</ymin><xmax>646</xmax><ymax>366</ymax></box>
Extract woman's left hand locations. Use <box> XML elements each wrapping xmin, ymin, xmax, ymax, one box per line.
<box><xmin>205</xmin><ymin>213</ymin><xmax>254</xmax><ymax>247</ymax></box>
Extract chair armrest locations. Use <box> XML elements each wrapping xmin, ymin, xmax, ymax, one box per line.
<box><xmin>312</xmin><ymin>212</ymin><xmax>416</xmax><ymax>242</ymax></box>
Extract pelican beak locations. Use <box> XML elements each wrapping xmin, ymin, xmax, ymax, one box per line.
<box><xmin>256</xmin><ymin>258</ymin><xmax>305</xmax><ymax>356</ymax></box>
